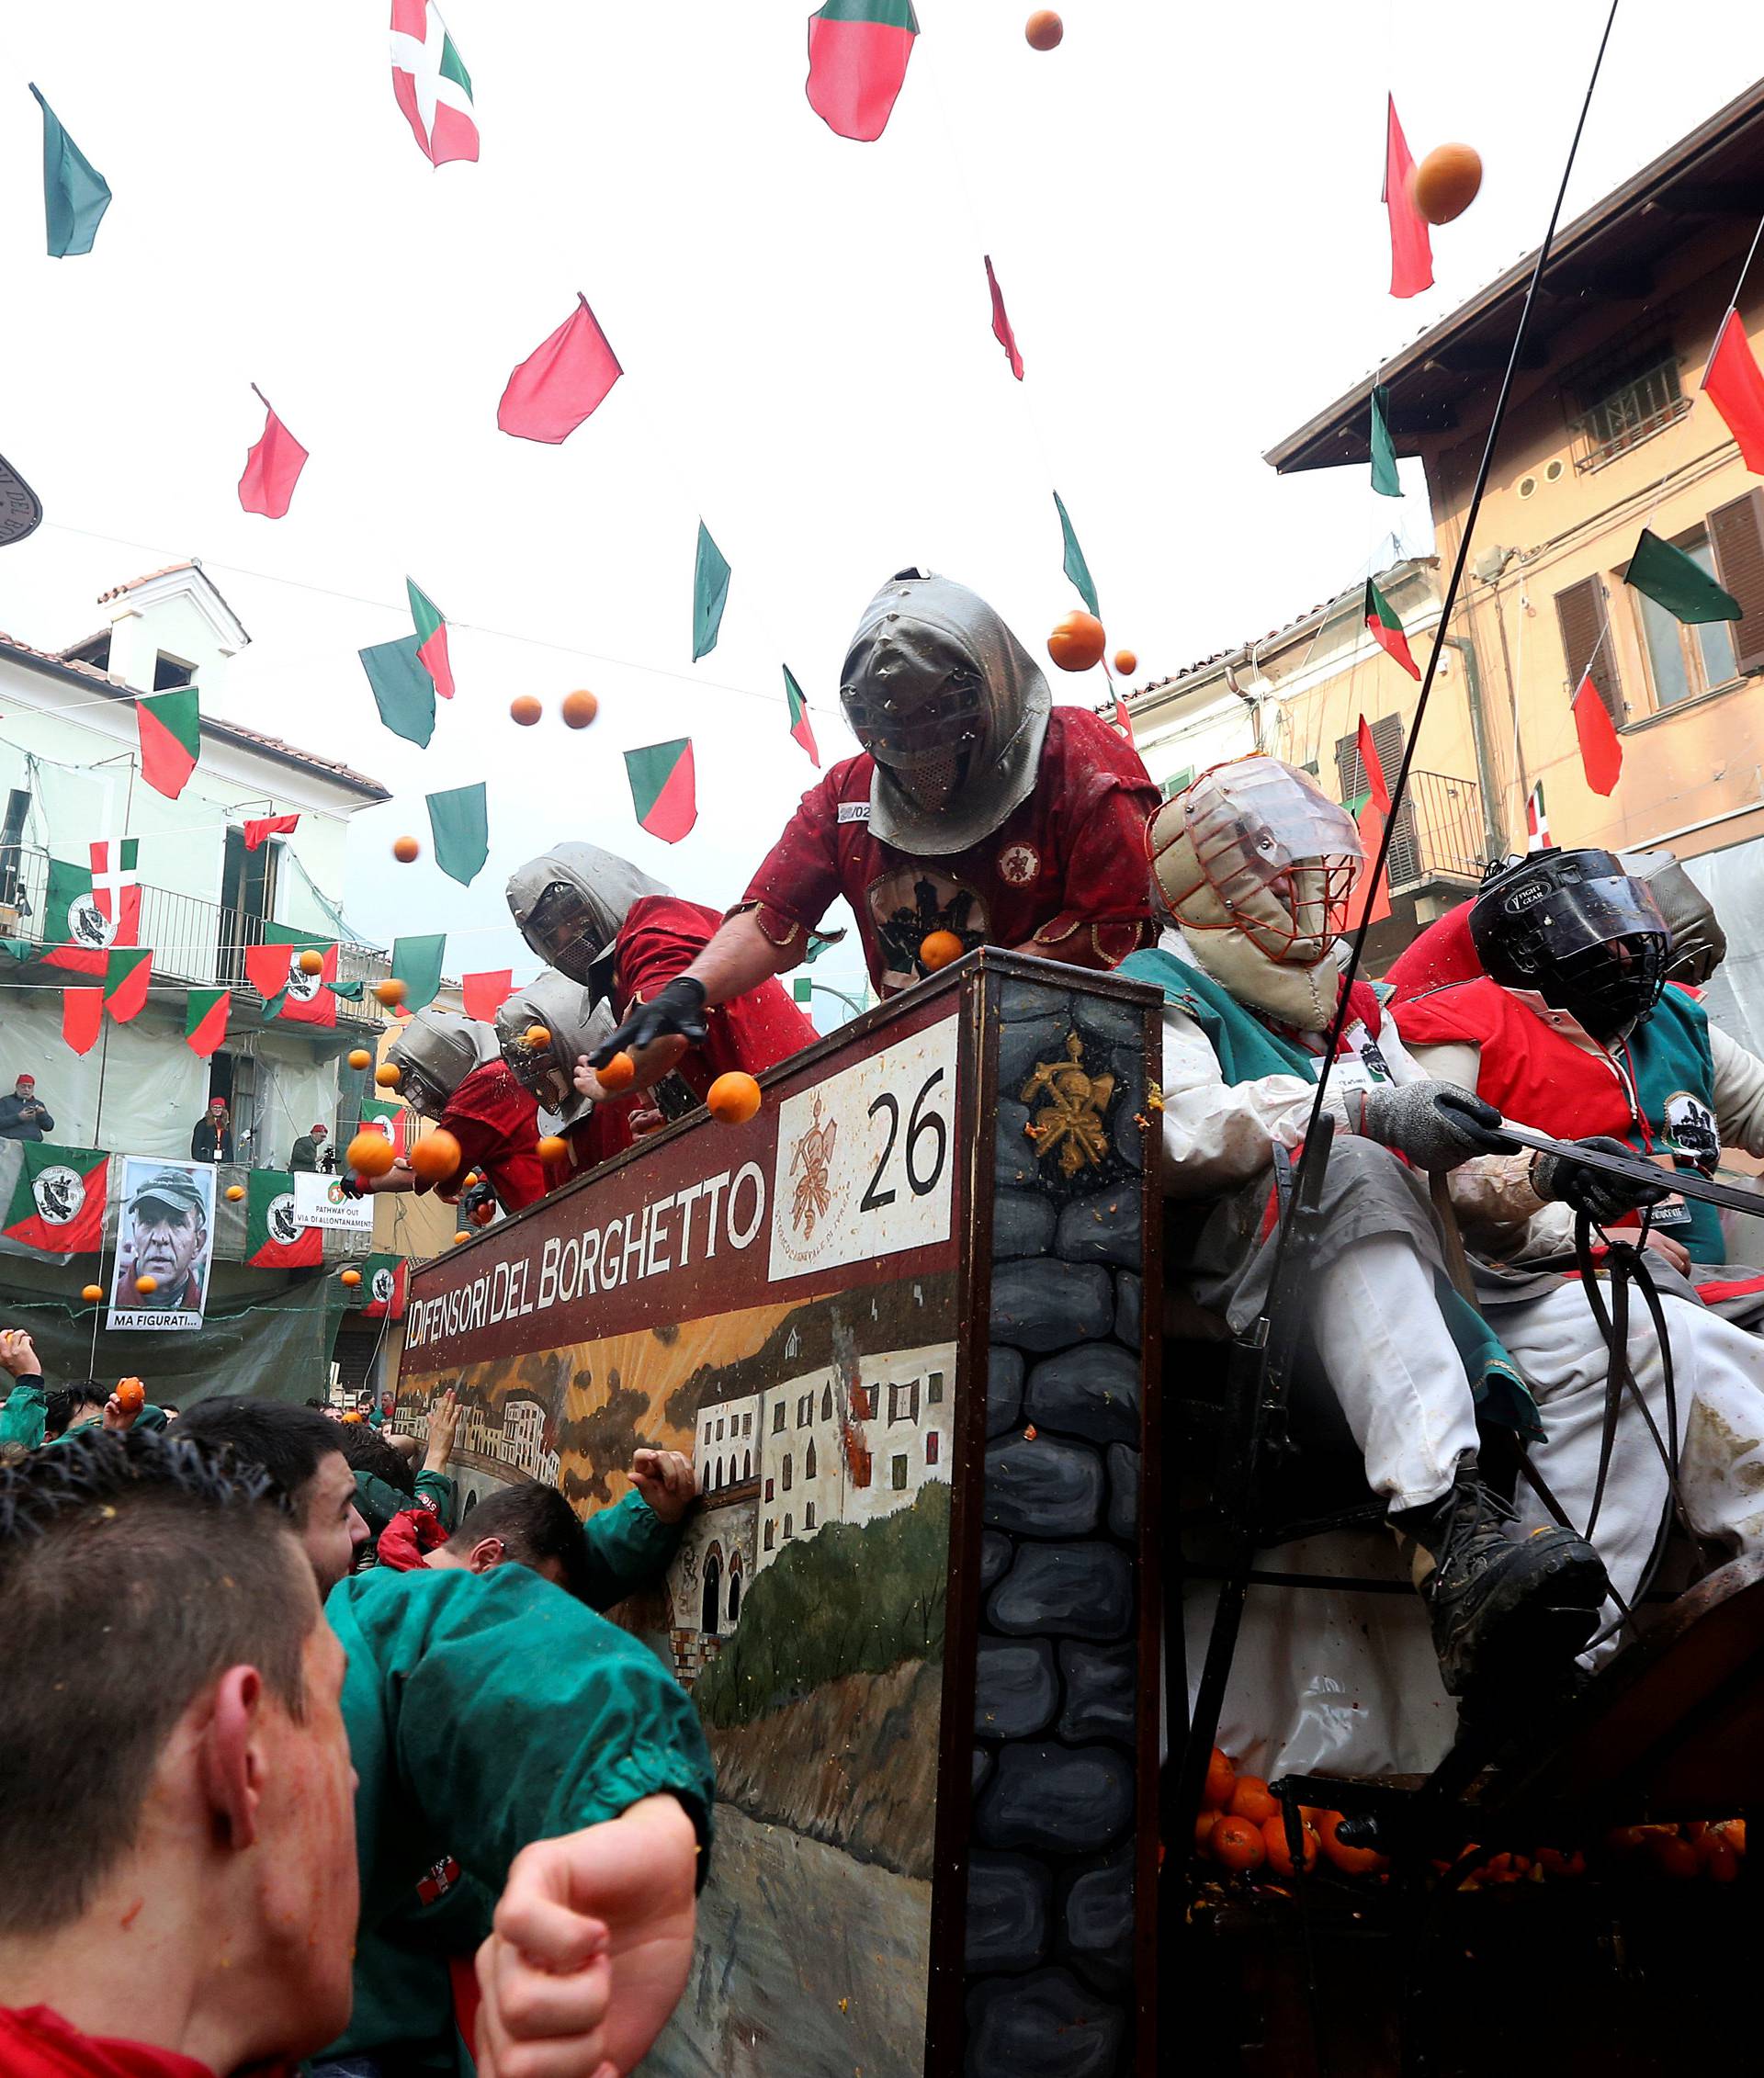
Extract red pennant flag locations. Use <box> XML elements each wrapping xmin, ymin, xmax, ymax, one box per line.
<box><xmin>625</xmin><ymin>739</ymin><xmax>697</xmax><ymax>844</ymax></box>
<box><xmin>784</xmin><ymin>667</ymin><xmax>820</xmax><ymax>767</ymax></box>
<box><xmin>1383</xmin><ymin>97</ymin><xmax>1433</xmax><ymax>300</ymax></box>
<box><xmin>1111</xmin><ymin>691</ymin><xmax>1136</xmax><ymax>748</ymax></box>
<box><xmin>1572</xmin><ymin>671</ymin><xmax>1623</xmax><ymax>796</ymax></box>
<box><xmin>1364</xmin><ymin>577</ymin><xmax>1421</xmax><ymax>679</ymax></box>
<box><xmin>461</xmin><ymin>969</ymin><xmax>514</xmax><ymax>1022</ymax></box>
<box><xmin>62</xmin><ymin>987</ymin><xmax>104</xmax><ymax>1055</ymax></box>
<box><xmin>1356</xmin><ymin>714</ymin><xmax>1393</xmax><ymax>814</ymax></box>
<box><xmin>805</xmin><ymin>0</ymin><xmax>918</xmax><ymax>143</ymax></box>
<box><xmin>186</xmin><ymin>988</ymin><xmax>231</xmax><ymax>1058</ymax></box>
<box><xmin>497</xmin><ymin>294</ymin><xmax>622</xmax><ymax>445</ymax></box>
<box><xmin>243</xmin><ymin>813</ymin><xmax>300</xmax><ymax>852</ymax></box>
<box><xmin>984</xmin><ymin>255</ymin><xmax>1023</xmax><ymax>380</ymax></box>
<box><xmin>104</xmin><ymin>947</ymin><xmax>153</xmax><ymax>1023</ymax></box>
<box><xmin>135</xmin><ymin>689</ymin><xmax>200</xmax><ymax>800</ymax></box>
<box><xmin>1702</xmin><ymin>308</ymin><xmax>1764</xmax><ymax>474</ymax></box>
<box><xmin>1525</xmin><ymin>781</ymin><xmax>1550</xmax><ymax>853</ymax></box>
<box><xmin>243</xmin><ymin>942</ymin><xmax>293</xmax><ymax>1000</ymax></box>
<box><xmin>1346</xmin><ymin>800</ymin><xmax>1394</xmax><ymax>930</ymax></box>
<box><xmin>238</xmin><ymin>387</ymin><xmax>310</xmax><ymax>518</ymax></box>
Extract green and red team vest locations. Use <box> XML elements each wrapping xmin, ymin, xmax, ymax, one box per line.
<box><xmin>1396</xmin><ymin>978</ymin><xmax>1724</xmax><ymax>1261</ymax></box>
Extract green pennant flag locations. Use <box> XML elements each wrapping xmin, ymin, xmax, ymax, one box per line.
<box><xmin>1624</xmin><ymin>529</ymin><xmax>1742</xmax><ymax>626</ymax></box>
<box><xmin>185</xmin><ymin>988</ymin><xmax>230</xmax><ymax>1058</ymax></box>
<box><xmin>625</xmin><ymin>739</ymin><xmax>697</xmax><ymax>842</ymax></box>
<box><xmin>388</xmin><ymin>934</ymin><xmax>446</xmax><ymax>1014</ymax></box>
<box><xmin>693</xmin><ymin>521</ymin><xmax>731</xmax><ymax>661</ymax></box>
<box><xmin>28</xmin><ymin>84</ymin><xmax>111</xmax><ymax>258</ymax></box>
<box><xmin>359</xmin><ymin>635</ymin><xmax>436</xmax><ymax>747</ymax></box>
<box><xmin>136</xmin><ymin>688</ymin><xmax>200</xmax><ymax>799</ymax></box>
<box><xmin>426</xmin><ymin>782</ymin><xmax>488</xmax><ymax>886</ymax></box>
<box><xmin>1054</xmin><ymin>491</ymin><xmax>1099</xmax><ymax>617</ymax></box>
<box><xmin>1370</xmin><ymin>383</ymin><xmax>1401</xmax><ymax>498</ymax></box>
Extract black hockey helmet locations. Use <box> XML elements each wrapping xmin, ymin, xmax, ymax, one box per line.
<box><xmin>1469</xmin><ymin>848</ymin><xmax>1669</xmax><ymax>1041</ymax></box>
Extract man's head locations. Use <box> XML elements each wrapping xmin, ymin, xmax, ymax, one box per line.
<box><xmin>429</xmin><ymin>1483</ymin><xmax>593</xmax><ymax>1598</ymax></box>
<box><xmin>496</xmin><ymin>973</ymin><xmax>618</xmax><ymax>1127</ymax></box>
<box><xmin>1470</xmin><ymin>848</ymin><xmax>1670</xmax><ymax>1042</ymax></box>
<box><xmin>14</xmin><ymin>1073</ymin><xmax>34</xmax><ymax>1099</ymax></box>
<box><xmin>387</xmin><ymin>1010</ymin><xmax>496</xmax><ymax>1120</ymax></box>
<box><xmin>1618</xmin><ymin>847</ymin><xmax>1727</xmax><ymax>988</ymax></box>
<box><xmin>505</xmin><ymin>842</ymin><xmax>671</xmax><ymax>995</ymax></box>
<box><xmin>42</xmin><ymin>1378</ymin><xmax>108</xmax><ymax>1441</ymax></box>
<box><xmin>311</xmin><ymin>1123</ymin><xmax>327</xmax><ymax>1142</ymax></box>
<box><xmin>0</xmin><ymin>1430</ymin><xmax>356</xmax><ymax>2062</ymax></box>
<box><xmin>839</xmin><ymin>570</ymin><xmax>1053</xmax><ymax>851</ymax></box>
<box><xmin>127</xmin><ymin>1169</ymin><xmax>209</xmax><ymax>1296</ymax></box>
<box><xmin>178</xmin><ymin>1398</ymin><xmax>369</xmax><ymax>1593</ymax></box>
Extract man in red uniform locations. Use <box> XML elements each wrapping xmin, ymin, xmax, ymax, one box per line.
<box><xmin>585</xmin><ymin>570</ymin><xmax>1159</xmax><ymax>1083</ymax></box>
<box><xmin>496</xmin><ymin>971</ymin><xmax>640</xmax><ymax>1190</ymax></box>
<box><xmin>350</xmin><ymin>1010</ymin><xmax>553</xmax><ymax>1214</ymax></box>
<box><xmin>504</xmin><ymin>840</ymin><xmax>816</xmax><ymax>1107</ymax></box>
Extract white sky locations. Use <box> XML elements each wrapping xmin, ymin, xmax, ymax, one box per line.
<box><xmin>2</xmin><ymin>1</ymin><xmax>1759</xmax><ymax>1019</ymax></box>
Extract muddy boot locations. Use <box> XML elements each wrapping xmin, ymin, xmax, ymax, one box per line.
<box><xmin>1391</xmin><ymin>1480</ymin><xmax>1609</xmax><ymax>1701</ymax></box>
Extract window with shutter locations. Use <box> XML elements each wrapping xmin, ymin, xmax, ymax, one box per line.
<box><xmin>1708</xmin><ymin>489</ymin><xmax>1764</xmax><ymax>677</ymax></box>
<box><xmin>1554</xmin><ymin>575</ymin><xmax>1623</xmax><ymax>721</ymax></box>
<box><xmin>1333</xmin><ymin>714</ymin><xmax>1419</xmax><ymax>887</ymax></box>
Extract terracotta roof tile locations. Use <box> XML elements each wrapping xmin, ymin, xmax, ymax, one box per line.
<box><xmin>96</xmin><ymin>561</ymin><xmax>197</xmax><ymax>604</ymax></box>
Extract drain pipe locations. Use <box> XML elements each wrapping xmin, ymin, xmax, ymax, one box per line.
<box><xmin>1441</xmin><ymin>635</ymin><xmax>1507</xmax><ymax>863</ymax></box>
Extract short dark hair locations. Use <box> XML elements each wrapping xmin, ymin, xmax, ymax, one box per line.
<box><xmin>43</xmin><ymin>1379</ymin><xmax>108</xmax><ymax>1441</ymax></box>
<box><xmin>334</xmin><ymin>1422</ymin><xmax>416</xmax><ymax>1497</ymax></box>
<box><xmin>447</xmin><ymin>1483</ymin><xmax>591</xmax><ymax>1600</ymax></box>
<box><xmin>177</xmin><ymin>1398</ymin><xmax>345</xmax><ymax>1522</ymax></box>
<box><xmin>0</xmin><ymin>1429</ymin><xmax>311</xmax><ymax>1936</ymax></box>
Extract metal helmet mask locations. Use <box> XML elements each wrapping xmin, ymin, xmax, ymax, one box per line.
<box><xmin>1618</xmin><ymin>848</ymin><xmax>1726</xmax><ymax>988</ymax></box>
<box><xmin>840</xmin><ymin>570</ymin><xmax>1052</xmax><ymax>855</ymax></box>
<box><xmin>1470</xmin><ymin>849</ymin><xmax>1669</xmax><ymax>1042</ymax></box>
<box><xmin>494</xmin><ymin>971</ymin><xmax>616</xmax><ymax>1130</ymax></box>
<box><xmin>504</xmin><ymin>843</ymin><xmax>672</xmax><ymax>999</ymax></box>
<box><xmin>385</xmin><ymin>1011</ymin><xmax>498</xmax><ymax>1121</ymax></box>
<box><xmin>1148</xmin><ymin>757</ymin><xmax>1365</xmax><ymax>1031</ymax></box>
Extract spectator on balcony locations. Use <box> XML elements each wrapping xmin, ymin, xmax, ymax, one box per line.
<box><xmin>0</xmin><ymin>1074</ymin><xmax>52</xmax><ymax>1143</ymax></box>
<box><xmin>290</xmin><ymin>1121</ymin><xmax>329</xmax><ymax>1171</ymax></box>
<box><xmin>190</xmin><ymin>1095</ymin><xmax>234</xmax><ymax>1164</ymax></box>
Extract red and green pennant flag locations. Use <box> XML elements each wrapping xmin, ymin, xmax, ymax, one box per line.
<box><xmin>243</xmin><ymin>813</ymin><xmax>300</xmax><ymax>851</ymax></box>
<box><xmin>389</xmin><ymin>933</ymin><xmax>447</xmax><ymax>1015</ymax></box>
<box><xmin>805</xmin><ymin>0</ymin><xmax>919</xmax><ymax>142</ymax></box>
<box><xmin>460</xmin><ymin>969</ymin><xmax>514</xmax><ymax>1022</ymax></box>
<box><xmin>1384</xmin><ymin>96</ymin><xmax>1433</xmax><ymax>300</ymax></box>
<box><xmin>3</xmin><ymin>1141</ymin><xmax>107</xmax><ymax>1254</ymax></box>
<box><xmin>257</xmin><ymin>925</ymin><xmax>339</xmax><ymax>1027</ymax></box>
<box><xmin>136</xmin><ymin>687</ymin><xmax>200</xmax><ymax>799</ymax></box>
<box><xmin>1364</xmin><ymin>577</ymin><xmax>1420</xmax><ymax>679</ymax></box>
<box><xmin>1054</xmin><ymin>491</ymin><xmax>1099</xmax><ymax>617</ymax></box>
<box><xmin>186</xmin><ymin>987</ymin><xmax>231</xmax><ymax>1058</ymax></box>
<box><xmin>1571</xmin><ymin>672</ymin><xmax>1623</xmax><ymax>797</ymax></box>
<box><xmin>390</xmin><ymin>0</ymin><xmax>479</xmax><ymax>167</ymax></box>
<box><xmin>498</xmin><ymin>294</ymin><xmax>622</xmax><ymax>445</ymax></box>
<box><xmin>1525</xmin><ymin>780</ymin><xmax>1550</xmax><ymax>853</ymax></box>
<box><xmin>625</xmin><ymin>739</ymin><xmax>697</xmax><ymax>844</ymax></box>
<box><xmin>238</xmin><ymin>386</ymin><xmax>309</xmax><ymax>519</ymax></box>
<box><xmin>358</xmin><ymin>1095</ymin><xmax>413</xmax><ymax>1160</ymax></box>
<box><xmin>784</xmin><ymin>666</ymin><xmax>820</xmax><ymax>767</ymax></box>
<box><xmin>1702</xmin><ymin>309</ymin><xmax>1764</xmax><ymax>474</ymax></box>
<box><xmin>407</xmin><ymin>577</ymin><xmax>456</xmax><ymax>699</ymax></box>
<box><xmin>28</xmin><ymin>83</ymin><xmax>111</xmax><ymax>259</ymax></box>
<box><xmin>1344</xmin><ymin>717</ymin><xmax>1394</xmax><ymax>931</ymax></box>
<box><xmin>1111</xmin><ymin>690</ymin><xmax>1136</xmax><ymax>748</ymax></box>
<box><xmin>359</xmin><ymin>634</ymin><xmax>436</xmax><ymax>748</ymax></box>
<box><xmin>984</xmin><ymin>255</ymin><xmax>1023</xmax><ymax>380</ymax></box>
<box><xmin>693</xmin><ymin>521</ymin><xmax>731</xmax><ymax>661</ymax></box>
<box><xmin>356</xmin><ymin>1252</ymin><xmax>409</xmax><ymax>1319</ymax></box>
<box><xmin>246</xmin><ymin>1169</ymin><xmax>322</xmax><ymax>1271</ymax></box>
<box><xmin>45</xmin><ymin>847</ymin><xmax>139</xmax><ymax>955</ymax></box>
<box><xmin>1624</xmin><ymin>527</ymin><xmax>1742</xmax><ymax>626</ymax></box>
<box><xmin>426</xmin><ymin>782</ymin><xmax>487</xmax><ymax>886</ymax></box>
<box><xmin>62</xmin><ymin>947</ymin><xmax>153</xmax><ymax>1055</ymax></box>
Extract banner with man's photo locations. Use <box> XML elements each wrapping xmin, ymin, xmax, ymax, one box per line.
<box><xmin>107</xmin><ymin>1158</ymin><xmax>217</xmax><ymax>1331</ymax></box>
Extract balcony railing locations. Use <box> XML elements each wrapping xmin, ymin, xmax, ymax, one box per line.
<box><xmin>0</xmin><ymin>845</ymin><xmax>390</xmax><ymax>1019</ymax></box>
<box><xmin>1384</xmin><ymin>771</ymin><xmax>1487</xmax><ymax>895</ymax></box>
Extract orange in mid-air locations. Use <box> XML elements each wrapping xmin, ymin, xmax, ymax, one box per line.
<box><xmin>347</xmin><ymin>1047</ymin><xmax>372</xmax><ymax>1070</ymax></box>
<box><xmin>347</xmin><ymin>1130</ymin><xmax>397</xmax><ymax>1179</ymax></box>
<box><xmin>1047</xmin><ymin>610</ymin><xmax>1107</xmax><ymax>673</ymax></box>
<box><xmin>920</xmin><ymin>930</ymin><xmax>965</xmax><ymax>971</ymax></box>
<box><xmin>298</xmin><ymin>947</ymin><xmax>325</xmax><ymax>975</ymax></box>
<box><xmin>81</xmin><ymin>1283</ymin><xmax>103</xmax><ymax>1304</ymax></box>
<box><xmin>376</xmin><ymin>1063</ymin><xmax>401</xmax><ymax>1088</ymax></box>
<box><xmin>115</xmin><ymin>1379</ymin><xmax>145</xmax><ymax>1414</ymax></box>
<box><xmin>375</xmin><ymin>977</ymin><xmax>407</xmax><ymax>1008</ymax></box>
<box><xmin>1113</xmin><ymin>647</ymin><xmax>1137</xmax><ymax>676</ymax></box>
<box><xmin>510</xmin><ymin>695</ymin><xmax>543</xmax><ymax>727</ymax></box>
<box><xmin>1410</xmin><ymin>142</ymin><xmax>1482</xmax><ymax>225</ymax></box>
<box><xmin>410</xmin><ymin>1128</ymin><xmax>463</xmax><ymax>1183</ymax></box>
<box><xmin>560</xmin><ymin>689</ymin><xmax>599</xmax><ymax>729</ymax></box>
<box><xmin>1024</xmin><ymin>9</ymin><xmax>1063</xmax><ymax>50</ymax></box>
<box><xmin>225</xmin><ymin>1183</ymin><xmax>245</xmax><ymax>1202</ymax></box>
<box><xmin>392</xmin><ymin>835</ymin><xmax>421</xmax><ymax>864</ymax></box>
<box><xmin>339</xmin><ymin>1268</ymin><xmax>362</xmax><ymax>1287</ymax></box>
<box><xmin>707</xmin><ymin>1071</ymin><xmax>763</xmax><ymax>1125</ymax></box>
<box><xmin>523</xmin><ymin>1024</ymin><xmax>552</xmax><ymax>1051</ymax></box>
<box><xmin>1209</xmin><ymin>1815</ymin><xmax>1266</xmax><ymax>1874</ymax></box>
<box><xmin>595</xmin><ymin>1050</ymin><xmax>637</xmax><ymax>1093</ymax></box>
<box><xmin>536</xmin><ymin>1134</ymin><xmax>568</xmax><ymax>1163</ymax></box>
<box><xmin>135</xmin><ymin>1275</ymin><xmax>158</xmax><ymax>1296</ymax></box>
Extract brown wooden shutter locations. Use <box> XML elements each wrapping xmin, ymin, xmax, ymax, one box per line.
<box><xmin>1553</xmin><ymin>574</ymin><xmax>1624</xmax><ymax>721</ymax></box>
<box><xmin>1708</xmin><ymin>488</ymin><xmax>1764</xmax><ymax>676</ymax></box>
<box><xmin>1334</xmin><ymin>714</ymin><xmax>1419</xmax><ymax>886</ymax></box>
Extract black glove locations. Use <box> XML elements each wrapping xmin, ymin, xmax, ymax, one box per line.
<box><xmin>335</xmin><ymin>1174</ymin><xmax>366</xmax><ymax>1200</ymax></box>
<box><xmin>588</xmin><ymin>976</ymin><xmax>708</xmax><ymax>1067</ymax></box>
<box><xmin>1531</xmin><ymin>1136</ymin><xmax>1670</xmax><ymax>1224</ymax></box>
<box><xmin>1356</xmin><ymin>1079</ymin><xmax>1508</xmax><ymax>1174</ymax></box>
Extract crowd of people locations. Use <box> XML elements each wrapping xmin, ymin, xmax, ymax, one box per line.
<box><xmin>6</xmin><ymin>569</ymin><xmax>1764</xmax><ymax>2073</ymax></box>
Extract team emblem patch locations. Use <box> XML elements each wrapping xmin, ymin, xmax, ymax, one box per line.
<box><xmin>998</xmin><ymin>842</ymin><xmax>1041</xmax><ymax>887</ymax></box>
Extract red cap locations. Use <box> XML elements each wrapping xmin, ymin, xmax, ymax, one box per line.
<box><xmin>16</xmin><ymin>1074</ymin><xmax>34</xmax><ymax>1086</ymax></box>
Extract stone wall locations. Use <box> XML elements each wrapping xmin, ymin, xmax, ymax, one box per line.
<box><xmin>964</xmin><ymin>977</ymin><xmax>1148</xmax><ymax>2078</ymax></box>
